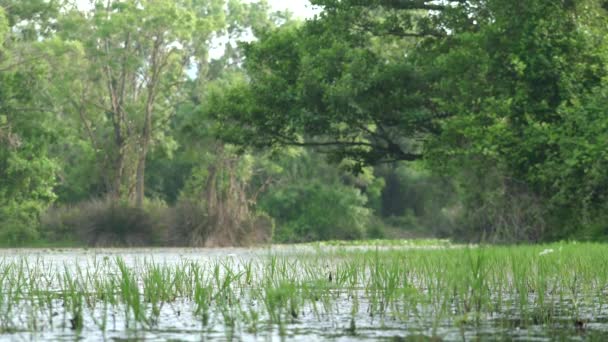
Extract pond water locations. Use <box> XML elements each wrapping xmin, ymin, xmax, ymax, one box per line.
<box><xmin>0</xmin><ymin>244</ymin><xmax>606</xmax><ymax>341</ymax></box>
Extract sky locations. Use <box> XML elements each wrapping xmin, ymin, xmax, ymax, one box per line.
<box><xmin>75</xmin><ymin>0</ymin><xmax>320</xmax><ymax>19</ymax></box>
<box><xmin>267</xmin><ymin>0</ymin><xmax>319</xmax><ymax>19</ymax></box>
<box><xmin>74</xmin><ymin>0</ymin><xmax>321</xmax><ymax>59</ymax></box>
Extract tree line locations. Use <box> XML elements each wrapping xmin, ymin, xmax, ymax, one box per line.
<box><xmin>1</xmin><ymin>0</ymin><xmax>607</xmax><ymax>246</ymax></box>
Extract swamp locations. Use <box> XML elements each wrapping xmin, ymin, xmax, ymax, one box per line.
<box><xmin>1</xmin><ymin>241</ymin><xmax>607</xmax><ymax>341</ymax></box>
<box><xmin>3</xmin><ymin>0</ymin><xmax>608</xmax><ymax>340</ymax></box>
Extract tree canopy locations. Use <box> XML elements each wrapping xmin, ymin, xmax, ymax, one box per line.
<box><xmin>1</xmin><ymin>0</ymin><xmax>608</xmax><ymax>245</ymax></box>
<box><xmin>209</xmin><ymin>0</ymin><xmax>608</xmax><ymax>239</ymax></box>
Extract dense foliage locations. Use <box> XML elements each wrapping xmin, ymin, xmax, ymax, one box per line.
<box><xmin>213</xmin><ymin>0</ymin><xmax>608</xmax><ymax>242</ymax></box>
<box><xmin>0</xmin><ymin>0</ymin><xmax>606</xmax><ymax>245</ymax></box>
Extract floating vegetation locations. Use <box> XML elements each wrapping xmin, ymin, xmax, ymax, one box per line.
<box><xmin>0</xmin><ymin>242</ymin><xmax>607</xmax><ymax>340</ymax></box>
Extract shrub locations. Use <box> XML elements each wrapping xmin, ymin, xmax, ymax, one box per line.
<box><xmin>166</xmin><ymin>200</ymin><xmax>273</xmax><ymax>247</ymax></box>
<box><xmin>0</xmin><ymin>217</ymin><xmax>40</xmax><ymax>246</ymax></box>
<box><xmin>41</xmin><ymin>198</ymin><xmax>165</xmax><ymax>247</ymax></box>
<box><xmin>166</xmin><ymin>200</ymin><xmax>210</xmax><ymax>246</ymax></box>
<box><xmin>0</xmin><ymin>202</ymin><xmax>44</xmax><ymax>246</ymax></box>
<box><xmin>454</xmin><ymin>173</ymin><xmax>547</xmax><ymax>243</ymax></box>
<box><xmin>41</xmin><ymin>197</ymin><xmax>273</xmax><ymax>247</ymax></box>
<box><xmin>261</xmin><ymin>181</ymin><xmax>370</xmax><ymax>243</ymax></box>
<box><xmin>365</xmin><ymin>216</ymin><xmax>387</xmax><ymax>239</ymax></box>
<box><xmin>39</xmin><ymin>204</ymin><xmax>77</xmax><ymax>242</ymax></box>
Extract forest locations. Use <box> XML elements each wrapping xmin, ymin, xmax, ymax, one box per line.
<box><xmin>1</xmin><ymin>0</ymin><xmax>608</xmax><ymax>247</ymax></box>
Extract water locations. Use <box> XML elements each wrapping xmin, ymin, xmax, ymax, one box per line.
<box><xmin>0</xmin><ymin>245</ymin><xmax>606</xmax><ymax>341</ymax></box>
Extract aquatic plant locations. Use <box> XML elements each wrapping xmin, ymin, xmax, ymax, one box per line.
<box><xmin>0</xmin><ymin>242</ymin><xmax>607</xmax><ymax>340</ymax></box>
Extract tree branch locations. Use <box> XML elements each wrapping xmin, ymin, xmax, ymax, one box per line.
<box><xmin>345</xmin><ymin>0</ymin><xmax>466</xmax><ymax>11</ymax></box>
<box><xmin>272</xmin><ymin>133</ymin><xmax>422</xmax><ymax>162</ymax></box>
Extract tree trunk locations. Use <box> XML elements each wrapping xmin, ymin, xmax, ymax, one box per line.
<box><xmin>135</xmin><ymin>86</ymin><xmax>155</xmax><ymax>208</ymax></box>
<box><xmin>135</xmin><ymin>38</ymin><xmax>162</xmax><ymax>208</ymax></box>
<box><xmin>135</xmin><ymin>146</ymin><xmax>147</xmax><ymax>208</ymax></box>
<box><xmin>135</xmin><ymin>107</ymin><xmax>152</xmax><ymax>208</ymax></box>
<box><xmin>110</xmin><ymin>145</ymin><xmax>125</xmax><ymax>200</ymax></box>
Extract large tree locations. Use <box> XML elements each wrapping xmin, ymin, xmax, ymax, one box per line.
<box><xmin>211</xmin><ymin>0</ymin><xmax>608</xmax><ymax>239</ymax></box>
<box><xmin>215</xmin><ymin>0</ymin><xmax>605</xmax><ymax>163</ymax></box>
<box><xmin>53</xmin><ymin>0</ymin><xmax>280</xmax><ymax>208</ymax></box>
<box><xmin>211</xmin><ymin>0</ymin><xmax>472</xmax><ymax>169</ymax></box>
<box><xmin>421</xmin><ymin>0</ymin><xmax>607</xmax><ymax>238</ymax></box>
<box><xmin>0</xmin><ymin>2</ymin><xmax>62</xmax><ymax>243</ymax></box>
<box><xmin>54</xmin><ymin>0</ymin><xmax>228</xmax><ymax>206</ymax></box>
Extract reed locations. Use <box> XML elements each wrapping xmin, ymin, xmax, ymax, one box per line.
<box><xmin>0</xmin><ymin>242</ymin><xmax>606</xmax><ymax>339</ymax></box>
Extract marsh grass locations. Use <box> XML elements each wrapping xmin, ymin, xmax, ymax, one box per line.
<box><xmin>0</xmin><ymin>243</ymin><xmax>607</xmax><ymax>339</ymax></box>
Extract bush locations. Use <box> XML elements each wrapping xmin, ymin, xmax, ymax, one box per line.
<box><xmin>166</xmin><ymin>200</ymin><xmax>210</xmax><ymax>246</ymax></box>
<box><xmin>0</xmin><ymin>217</ymin><xmax>40</xmax><ymax>246</ymax></box>
<box><xmin>372</xmin><ymin>163</ymin><xmax>459</xmax><ymax>237</ymax></box>
<box><xmin>39</xmin><ymin>204</ymin><xmax>77</xmax><ymax>242</ymax></box>
<box><xmin>0</xmin><ymin>202</ymin><xmax>44</xmax><ymax>246</ymax></box>
<box><xmin>453</xmin><ymin>170</ymin><xmax>547</xmax><ymax>243</ymax></box>
<box><xmin>560</xmin><ymin>201</ymin><xmax>608</xmax><ymax>242</ymax></box>
<box><xmin>261</xmin><ymin>181</ymin><xmax>370</xmax><ymax>243</ymax></box>
<box><xmin>166</xmin><ymin>200</ymin><xmax>273</xmax><ymax>247</ymax></box>
<box><xmin>41</xmin><ymin>197</ymin><xmax>273</xmax><ymax>247</ymax></box>
<box><xmin>41</xmin><ymin>198</ymin><xmax>165</xmax><ymax>247</ymax></box>
<box><xmin>365</xmin><ymin>216</ymin><xmax>387</xmax><ymax>239</ymax></box>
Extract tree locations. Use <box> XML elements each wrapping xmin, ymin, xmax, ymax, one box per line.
<box><xmin>423</xmin><ymin>0</ymin><xmax>607</xmax><ymax>239</ymax></box>
<box><xmin>210</xmin><ymin>0</ymin><xmax>472</xmax><ymax>170</ymax></box>
<box><xmin>255</xmin><ymin>149</ymin><xmax>374</xmax><ymax>242</ymax></box>
<box><xmin>211</xmin><ymin>0</ymin><xmax>608</xmax><ymax>240</ymax></box>
<box><xmin>0</xmin><ymin>3</ymin><xmax>62</xmax><ymax>243</ymax></box>
<box><xmin>53</xmin><ymin>0</ymin><xmax>228</xmax><ymax>207</ymax></box>
<box><xmin>52</xmin><ymin>0</ymin><xmax>282</xmax><ymax>208</ymax></box>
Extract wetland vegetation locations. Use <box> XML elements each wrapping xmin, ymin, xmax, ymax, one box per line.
<box><xmin>3</xmin><ymin>0</ymin><xmax>608</xmax><ymax>247</ymax></box>
<box><xmin>1</xmin><ymin>242</ymin><xmax>607</xmax><ymax>340</ymax></box>
<box><xmin>3</xmin><ymin>0</ymin><xmax>608</xmax><ymax>340</ymax></box>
